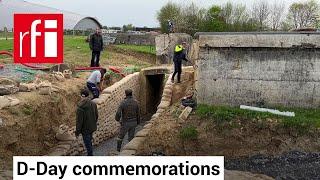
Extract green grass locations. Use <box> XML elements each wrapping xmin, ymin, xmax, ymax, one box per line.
<box><xmin>115</xmin><ymin>44</ymin><xmax>156</xmax><ymax>55</ymax></box>
<box><xmin>0</xmin><ymin>39</ymin><xmax>13</xmax><ymax>51</ymax></box>
<box><xmin>196</xmin><ymin>104</ymin><xmax>320</xmax><ymax>133</ymax></box>
<box><xmin>179</xmin><ymin>126</ymin><xmax>198</xmax><ymax>140</ymax></box>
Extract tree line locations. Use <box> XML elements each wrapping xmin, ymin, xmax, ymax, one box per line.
<box><xmin>157</xmin><ymin>0</ymin><xmax>320</xmax><ymax>34</ymax></box>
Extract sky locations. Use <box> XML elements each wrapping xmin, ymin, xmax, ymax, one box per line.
<box><xmin>25</xmin><ymin>0</ymin><xmax>302</xmax><ymax>27</ymax></box>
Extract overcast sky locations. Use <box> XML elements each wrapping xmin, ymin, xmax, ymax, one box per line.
<box><xmin>26</xmin><ymin>0</ymin><xmax>304</xmax><ymax>27</ymax></box>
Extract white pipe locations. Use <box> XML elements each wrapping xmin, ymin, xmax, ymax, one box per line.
<box><xmin>240</xmin><ymin>105</ymin><xmax>295</xmax><ymax>117</ymax></box>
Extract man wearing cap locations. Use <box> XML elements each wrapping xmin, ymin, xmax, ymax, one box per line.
<box><xmin>75</xmin><ymin>89</ymin><xmax>98</xmax><ymax>156</ymax></box>
<box><xmin>172</xmin><ymin>42</ymin><xmax>188</xmax><ymax>83</ymax></box>
<box><xmin>115</xmin><ymin>89</ymin><xmax>140</xmax><ymax>152</ymax></box>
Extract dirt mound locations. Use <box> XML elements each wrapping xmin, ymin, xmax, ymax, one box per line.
<box><xmin>0</xmin><ymin>77</ymin><xmax>85</xmax><ymax>170</ymax></box>
<box><xmin>137</xmin><ymin>105</ymin><xmax>320</xmax><ymax>179</ymax></box>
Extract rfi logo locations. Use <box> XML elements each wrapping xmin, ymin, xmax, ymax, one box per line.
<box><xmin>14</xmin><ymin>14</ymin><xmax>63</xmax><ymax>63</ymax></box>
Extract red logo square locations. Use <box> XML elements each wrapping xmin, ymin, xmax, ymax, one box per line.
<box><xmin>14</xmin><ymin>14</ymin><xmax>64</xmax><ymax>64</ymax></box>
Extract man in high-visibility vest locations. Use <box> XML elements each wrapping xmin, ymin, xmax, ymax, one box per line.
<box><xmin>171</xmin><ymin>42</ymin><xmax>188</xmax><ymax>83</ymax></box>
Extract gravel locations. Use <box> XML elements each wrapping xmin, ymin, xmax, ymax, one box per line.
<box><xmin>225</xmin><ymin>150</ymin><xmax>320</xmax><ymax>180</ymax></box>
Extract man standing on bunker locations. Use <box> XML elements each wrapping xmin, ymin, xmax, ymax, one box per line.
<box><xmin>87</xmin><ymin>68</ymin><xmax>106</xmax><ymax>99</ymax></box>
<box><xmin>115</xmin><ymin>89</ymin><xmax>140</xmax><ymax>152</ymax></box>
<box><xmin>171</xmin><ymin>42</ymin><xmax>189</xmax><ymax>83</ymax></box>
<box><xmin>89</xmin><ymin>27</ymin><xmax>104</xmax><ymax>67</ymax></box>
<box><xmin>75</xmin><ymin>89</ymin><xmax>98</xmax><ymax>156</ymax></box>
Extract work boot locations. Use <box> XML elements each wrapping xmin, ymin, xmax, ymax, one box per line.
<box><xmin>117</xmin><ymin>140</ymin><xmax>122</xmax><ymax>152</ymax></box>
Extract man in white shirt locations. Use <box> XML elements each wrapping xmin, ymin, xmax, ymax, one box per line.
<box><xmin>86</xmin><ymin>68</ymin><xmax>106</xmax><ymax>99</ymax></box>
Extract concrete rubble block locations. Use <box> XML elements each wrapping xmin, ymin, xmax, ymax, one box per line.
<box><xmin>119</xmin><ymin>150</ymin><xmax>136</xmax><ymax>156</ymax></box>
<box><xmin>158</xmin><ymin>101</ymin><xmax>170</xmax><ymax>109</ymax></box>
<box><xmin>0</xmin><ymin>85</ymin><xmax>19</xmax><ymax>95</ymax></box>
<box><xmin>0</xmin><ymin>96</ymin><xmax>20</xmax><ymax>109</ymax></box>
<box><xmin>8</xmin><ymin>97</ymin><xmax>20</xmax><ymax>106</ymax></box>
<box><xmin>179</xmin><ymin>107</ymin><xmax>193</xmax><ymax>120</ymax></box>
<box><xmin>19</xmin><ymin>83</ymin><xmax>38</xmax><ymax>92</ymax></box>
<box><xmin>0</xmin><ymin>78</ymin><xmax>18</xmax><ymax>86</ymax></box>
<box><xmin>123</xmin><ymin>137</ymin><xmax>146</xmax><ymax>150</ymax></box>
<box><xmin>135</xmin><ymin>128</ymin><xmax>150</xmax><ymax>137</ymax></box>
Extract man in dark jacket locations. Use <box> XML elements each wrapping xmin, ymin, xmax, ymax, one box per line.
<box><xmin>89</xmin><ymin>28</ymin><xmax>104</xmax><ymax>67</ymax></box>
<box><xmin>171</xmin><ymin>42</ymin><xmax>188</xmax><ymax>83</ymax></box>
<box><xmin>115</xmin><ymin>89</ymin><xmax>140</xmax><ymax>152</ymax></box>
<box><xmin>75</xmin><ymin>89</ymin><xmax>98</xmax><ymax>156</ymax></box>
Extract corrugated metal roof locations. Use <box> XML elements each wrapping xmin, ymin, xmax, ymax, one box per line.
<box><xmin>0</xmin><ymin>0</ymin><xmax>102</xmax><ymax>30</ymax></box>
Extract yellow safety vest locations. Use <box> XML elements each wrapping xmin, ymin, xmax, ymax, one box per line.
<box><xmin>175</xmin><ymin>45</ymin><xmax>183</xmax><ymax>52</ymax></box>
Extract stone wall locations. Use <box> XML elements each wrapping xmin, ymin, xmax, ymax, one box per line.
<box><xmin>195</xmin><ymin>33</ymin><xmax>320</xmax><ymax>108</ymax></box>
<box><xmin>48</xmin><ymin>72</ymin><xmax>141</xmax><ymax>155</ymax></box>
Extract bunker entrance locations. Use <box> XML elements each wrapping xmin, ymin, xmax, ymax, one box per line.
<box><xmin>140</xmin><ymin>73</ymin><xmax>165</xmax><ymax>121</ymax></box>
<box><xmin>146</xmin><ymin>74</ymin><xmax>165</xmax><ymax>114</ymax></box>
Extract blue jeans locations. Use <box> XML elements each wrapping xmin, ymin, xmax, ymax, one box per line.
<box><xmin>82</xmin><ymin>134</ymin><xmax>93</xmax><ymax>156</ymax></box>
<box><xmin>87</xmin><ymin>82</ymin><xmax>99</xmax><ymax>99</ymax></box>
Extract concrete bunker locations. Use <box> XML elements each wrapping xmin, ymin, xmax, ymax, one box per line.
<box><xmin>139</xmin><ymin>67</ymin><xmax>168</xmax><ymax>120</ymax></box>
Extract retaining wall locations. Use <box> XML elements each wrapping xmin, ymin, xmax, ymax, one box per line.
<box><xmin>196</xmin><ymin>33</ymin><xmax>320</xmax><ymax>108</ymax></box>
<box><xmin>48</xmin><ymin>72</ymin><xmax>141</xmax><ymax>155</ymax></box>
<box><xmin>108</xmin><ymin>33</ymin><xmax>156</xmax><ymax>45</ymax></box>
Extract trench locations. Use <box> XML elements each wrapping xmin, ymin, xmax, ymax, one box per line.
<box><xmin>92</xmin><ymin>72</ymin><xmax>166</xmax><ymax>155</ymax></box>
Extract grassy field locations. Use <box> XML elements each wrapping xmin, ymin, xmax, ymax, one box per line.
<box><xmin>115</xmin><ymin>44</ymin><xmax>156</xmax><ymax>55</ymax></box>
<box><xmin>196</xmin><ymin>104</ymin><xmax>320</xmax><ymax>134</ymax></box>
<box><xmin>0</xmin><ymin>39</ymin><xmax>13</xmax><ymax>51</ymax></box>
<box><xmin>0</xmin><ymin>35</ymin><xmax>153</xmax><ymax>68</ymax></box>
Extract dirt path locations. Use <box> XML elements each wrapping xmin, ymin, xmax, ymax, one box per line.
<box><xmin>92</xmin><ymin>124</ymin><xmax>144</xmax><ymax>156</ymax></box>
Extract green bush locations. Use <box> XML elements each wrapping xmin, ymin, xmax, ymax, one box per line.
<box><xmin>179</xmin><ymin>126</ymin><xmax>198</xmax><ymax>140</ymax></box>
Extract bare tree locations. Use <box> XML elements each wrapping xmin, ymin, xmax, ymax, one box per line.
<box><xmin>270</xmin><ymin>1</ymin><xmax>285</xmax><ymax>30</ymax></box>
<box><xmin>287</xmin><ymin>0</ymin><xmax>319</xmax><ymax>29</ymax></box>
<box><xmin>251</xmin><ymin>0</ymin><xmax>270</xmax><ymax>30</ymax></box>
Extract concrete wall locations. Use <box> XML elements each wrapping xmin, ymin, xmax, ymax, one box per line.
<box><xmin>108</xmin><ymin>33</ymin><xmax>156</xmax><ymax>45</ymax></box>
<box><xmin>196</xmin><ymin>33</ymin><xmax>320</xmax><ymax>108</ymax></box>
<box><xmin>155</xmin><ymin>33</ymin><xmax>192</xmax><ymax>64</ymax></box>
<box><xmin>49</xmin><ymin>72</ymin><xmax>141</xmax><ymax>155</ymax></box>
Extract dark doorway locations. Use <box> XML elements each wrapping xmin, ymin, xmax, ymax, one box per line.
<box><xmin>145</xmin><ymin>74</ymin><xmax>165</xmax><ymax>117</ymax></box>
